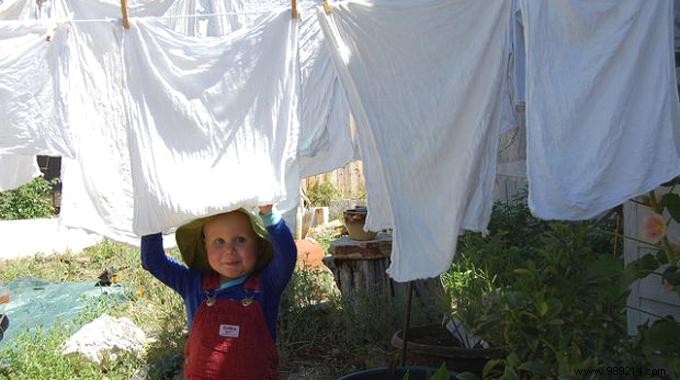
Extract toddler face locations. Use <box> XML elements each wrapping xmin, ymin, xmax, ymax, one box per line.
<box><xmin>203</xmin><ymin>211</ymin><xmax>261</xmax><ymax>280</ymax></box>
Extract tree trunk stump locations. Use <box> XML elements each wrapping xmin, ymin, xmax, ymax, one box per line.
<box><xmin>324</xmin><ymin>234</ymin><xmax>442</xmax><ymax>307</ymax></box>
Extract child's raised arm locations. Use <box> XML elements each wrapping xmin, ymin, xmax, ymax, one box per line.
<box><xmin>141</xmin><ymin>233</ymin><xmax>194</xmax><ymax>295</ymax></box>
<box><xmin>259</xmin><ymin>205</ymin><xmax>297</xmax><ymax>295</ymax></box>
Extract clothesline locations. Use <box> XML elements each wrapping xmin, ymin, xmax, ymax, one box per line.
<box><xmin>0</xmin><ymin>8</ymin><xmax>306</xmax><ymax>25</ymax></box>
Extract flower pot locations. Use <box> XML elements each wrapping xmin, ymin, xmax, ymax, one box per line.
<box><xmin>391</xmin><ymin>324</ymin><xmax>505</xmax><ymax>375</ymax></box>
<box><xmin>343</xmin><ymin>207</ymin><xmax>377</xmax><ymax>241</ymax></box>
<box><xmin>338</xmin><ymin>366</ymin><xmax>457</xmax><ymax>380</ymax></box>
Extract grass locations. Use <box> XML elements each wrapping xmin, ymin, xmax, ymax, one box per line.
<box><xmin>0</xmin><ymin>240</ymin><xmax>185</xmax><ymax>379</ymax></box>
<box><xmin>0</xmin><ymin>235</ymin><xmax>442</xmax><ymax>379</ymax></box>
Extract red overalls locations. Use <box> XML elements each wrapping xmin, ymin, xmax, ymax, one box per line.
<box><xmin>183</xmin><ymin>273</ymin><xmax>279</xmax><ymax>380</ymax></box>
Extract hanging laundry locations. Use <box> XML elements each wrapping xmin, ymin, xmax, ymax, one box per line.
<box><xmin>520</xmin><ymin>0</ymin><xmax>680</xmax><ymax>220</ymax></box>
<box><xmin>0</xmin><ymin>154</ymin><xmax>41</xmax><ymax>191</ymax></box>
<box><xmin>675</xmin><ymin>0</ymin><xmax>680</xmax><ymax>51</ymax></box>
<box><xmin>45</xmin><ymin>0</ymin><xmax>172</xmax><ymax>244</ymax></box>
<box><xmin>318</xmin><ymin>0</ymin><xmax>511</xmax><ymax>281</ymax></box>
<box><xmin>0</xmin><ymin>0</ymin><xmax>53</xmax><ymax>20</ymax></box>
<box><xmin>509</xmin><ymin>0</ymin><xmax>525</xmax><ymax>109</ymax></box>
<box><xmin>122</xmin><ymin>10</ymin><xmax>299</xmax><ymax>235</ymax></box>
<box><xmin>48</xmin><ymin>0</ymin><xmax>178</xmax><ymax>20</ymax></box>
<box><xmin>46</xmin><ymin>0</ymin><xmax>201</xmax><ymax>244</ymax></box>
<box><xmin>296</xmin><ymin>0</ymin><xmax>356</xmax><ymax>178</ymax></box>
<box><xmin>0</xmin><ymin>0</ymin><xmax>59</xmax><ymax>194</ymax></box>
<box><xmin>0</xmin><ymin>21</ymin><xmax>72</xmax><ymax>157</ymax></box>
<box><xmin>169</xmin><ymin>0</ymin><xmax>356</xmax><ymax>178</ymax></box>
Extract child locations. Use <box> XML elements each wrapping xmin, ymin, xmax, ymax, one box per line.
<box><xmin>141</xmin><ymin>205</ymin><xmax>297</xmax><ymax>379</ymax></box>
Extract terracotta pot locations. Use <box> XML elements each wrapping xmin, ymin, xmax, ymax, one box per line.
<box><xmin>343</xmin><ymin>208</ymin><xmax>377</xmax><ymax>241</ymax></box>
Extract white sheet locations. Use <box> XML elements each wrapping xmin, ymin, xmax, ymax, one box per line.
<box><xmin>165</xmin><ymin>0</ymin><xmax>356</xmax><ymax>178</ymax></box>
<box><xmin>297</xmin><ymin>0</ymin><xmax>356</xmax><ymax>177</ymax></box>
<box><xmin>122</xmin><ymin>11</ymin><xmax>299</xmax><ymax>235</ymax></box>
<box><xmin>0</xmin><ymin>154</ymin><xmax>41</xmax><ymax>191</ymax></box>
<box><xmin>0</xmin><ymin>0</ymin><xmax>53</xmax><ymax>20</ymax></box>
<box><xmin>51</xmin><ymin>0</ymin><xmax>177</xmax><ymax>243</ymax></box>
<box><xmin>521</xmin><ymin>0</ymin><xmax>680</xmax><ymax>220</ymax></box>
<box><xmin>0</xmin><ymin>21</ymin><xmax>72</xmax><ymax>157</ymax></box>
<box><xmin>318</xmin><ymin>0</ymin><xmax>510</xmax><ymax>281</ymax></box>
<box><xmin>0</xmin><ymin>1</ymin><xmax>62</xmax><ymax>194</ymax></box>
<box><xmin>43</xmin><ymin>0</ymin><xmax>222</xmax><ymax>243</ymax></box>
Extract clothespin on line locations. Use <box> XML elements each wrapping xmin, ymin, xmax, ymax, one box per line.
<box><xmin>120</xmin><ymin>0</ymin><xmax>130</xmax><ymax>29</ymax></box>
<box><xmin>45</xmin><ymin>21</ymin><xmax>58</xmax><ymax>42</ymax></box>
<box><xmin>292</xmin><ymin>0</ymin><xmax>297</xmax><ymax>18</ymax></box>
<box><xmin>322</xmin><ymin>0</ymin><xmax>333</xmax><ymax>14</ymax></box>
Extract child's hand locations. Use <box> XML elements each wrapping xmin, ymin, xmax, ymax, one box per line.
<box><xmin>258</xmin><ymin>204</ymin><xmax>273</xmax><ymax>215</ymax></box>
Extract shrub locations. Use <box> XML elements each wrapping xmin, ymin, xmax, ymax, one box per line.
<box><xmin>0</xmin><ymin>177</ymin><xmax>58</xmax><ymax>220</ymax></box>
<box><xmin>442</xmin><ymin>194</ymin><xmax>647</xmax><ymax>378</ymax></box>
<box><xmin>306</xmin><ymin>182</ymin><xmax>341</xmax><ymax>207</ymax></box>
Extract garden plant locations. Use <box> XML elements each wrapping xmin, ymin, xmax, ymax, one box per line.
<box><xmin>442</xmin><ymin>187</ymin><xmax>680</xmax><ymax>379</ymax></box>
<box><xmin>0</xmin><ymin>177</ymin><xmax>59</xmax><ymax>220</ymax></box>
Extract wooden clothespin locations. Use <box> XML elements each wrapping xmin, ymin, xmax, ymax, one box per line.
<box><xmin>322</xmin><ymin>0</ymin><xmax>333</xmax><ymax>14</ymax></box>
<box><xmin>120</xmin><ymin>0</ymin><xmax>130</xmax><ymax>29</ymax></box>
<box><xmin>45</xmin><ymin>22</ymin><xmax>58</xmax><ymax>42</ymax></box>
<box><xmin>292</xmin><ymin>0</ymin><xmax>298</xmax><ymax>18</ymax></box>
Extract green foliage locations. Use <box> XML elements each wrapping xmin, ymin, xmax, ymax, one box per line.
<box><xmin>307</xmin><ymin>222</ymin><xmax>341</xmax><ymax>253</ymax></box>
<box><xmin>442</xmin><ymin>193</ymin><xmax>647</xmax><ymax>378</ymax></box>
<box><xmin>278</xmin><ymin>265</ymin><xmax>442</xmax><ymax>377</ymax></box>
<box><xmin>0</xmin><ymin>177</ymin><xmax>58</xmax><ymax>220</ymax></box>
<box><xmin>430</xmin><ymin>363</ymin><xmax>450</xmax><ymax>380</ymax></box>
<box><xmin>638</xmin><ymin>318</ymin><xmax>680</xmax><ymax>379</ymax></box>
<box><xmin>0</xmin><ymin>240</ymin><xmax>187</xmax><ymax>380</ymax></box>
<box><xmin>0</xmin><ymin>319</ymin><xmax>144</xmax><ymax>380</ymax></box>
<box><xmin>306</xmin><ymin>182</ymin><xmax>341</xmax><ymax>207</ymax></box>
<box><xmin>630</xmin><ymin>179</ymin><xmax>680</xmax><ymax>379</ymax></box>
<box><xmin>1</xmin><ymin>238</ymin><xmax>422</xmax><ymax>379</ymax></box>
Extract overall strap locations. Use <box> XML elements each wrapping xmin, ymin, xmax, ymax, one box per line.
<box><xmin>201</xmin><ymin>272</ymin><xmax>260</xmax><ymax>292</ymax></box>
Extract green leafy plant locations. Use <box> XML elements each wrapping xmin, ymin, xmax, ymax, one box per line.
<box><xmin>430</xmin><ymin>363</ymin><xmax>450</xmax><ymax>380</ymax></box>
<box><xmin>306</xmin><ymin>182</ymin><xmax>341</xmax><ymax>207</ymax></box>
<box><xmin>0</xmin><ymin>177</ymin><xmax>59</xmax><ymax>220</ymax></box>
<box><xmin>442</xmin><ymin>193</ymin><xmax>649</xmax><ymax>378</ymax></box>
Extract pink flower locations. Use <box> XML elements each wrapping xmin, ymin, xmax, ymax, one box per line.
<box><xmin>642</xmin><ymin>213</ymin><xmax>666</xmax><ymax>243</ymax></box>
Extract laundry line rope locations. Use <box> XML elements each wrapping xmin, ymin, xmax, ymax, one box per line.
<box><xmin>0</xmin><ymin>6</ymin><xmax>312</xmax><ymax>25</ymax></box>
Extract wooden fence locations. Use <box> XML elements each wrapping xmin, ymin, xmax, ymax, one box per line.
<box><xmin>301</xmin><ymin>160</ymin><xmax>365</xmax><ymax>199</ymax></box>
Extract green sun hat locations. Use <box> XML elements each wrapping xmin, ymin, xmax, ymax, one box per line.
<box><xmin>175</xmin><ymin>208</ymin><xmax>274</xmax><ymax>274</ymax></box>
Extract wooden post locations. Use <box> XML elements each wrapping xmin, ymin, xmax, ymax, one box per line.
<box><xmin>291</xmin><ymin>0</ymin><xmax>297</xmax><ymax>18</ymax></box>
<box><xmin>400</xmin><ymin>281</ymin><xmax>414</xmax><ymax>366</ymax></box>
<box><xmin>120</xmin><ymin>0</ymin><xmax>130</xmax><ymax>29</ymax></box>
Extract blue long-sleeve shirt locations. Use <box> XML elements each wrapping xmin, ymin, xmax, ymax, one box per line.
<box><xmin>140</xmin><ymin>216</ymin><xmax>297</xmax><ymax>341</ymax></box>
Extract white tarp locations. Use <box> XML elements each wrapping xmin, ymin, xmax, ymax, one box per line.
<box><xmin>521</xmin><ymin>0</ymin><xmax>680</xmax><ymax>220</ymax></box>
<box><xmin>318</xmin><ymin>0</ymin><xmax>511</xmax><ymax>281</ymax></box>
